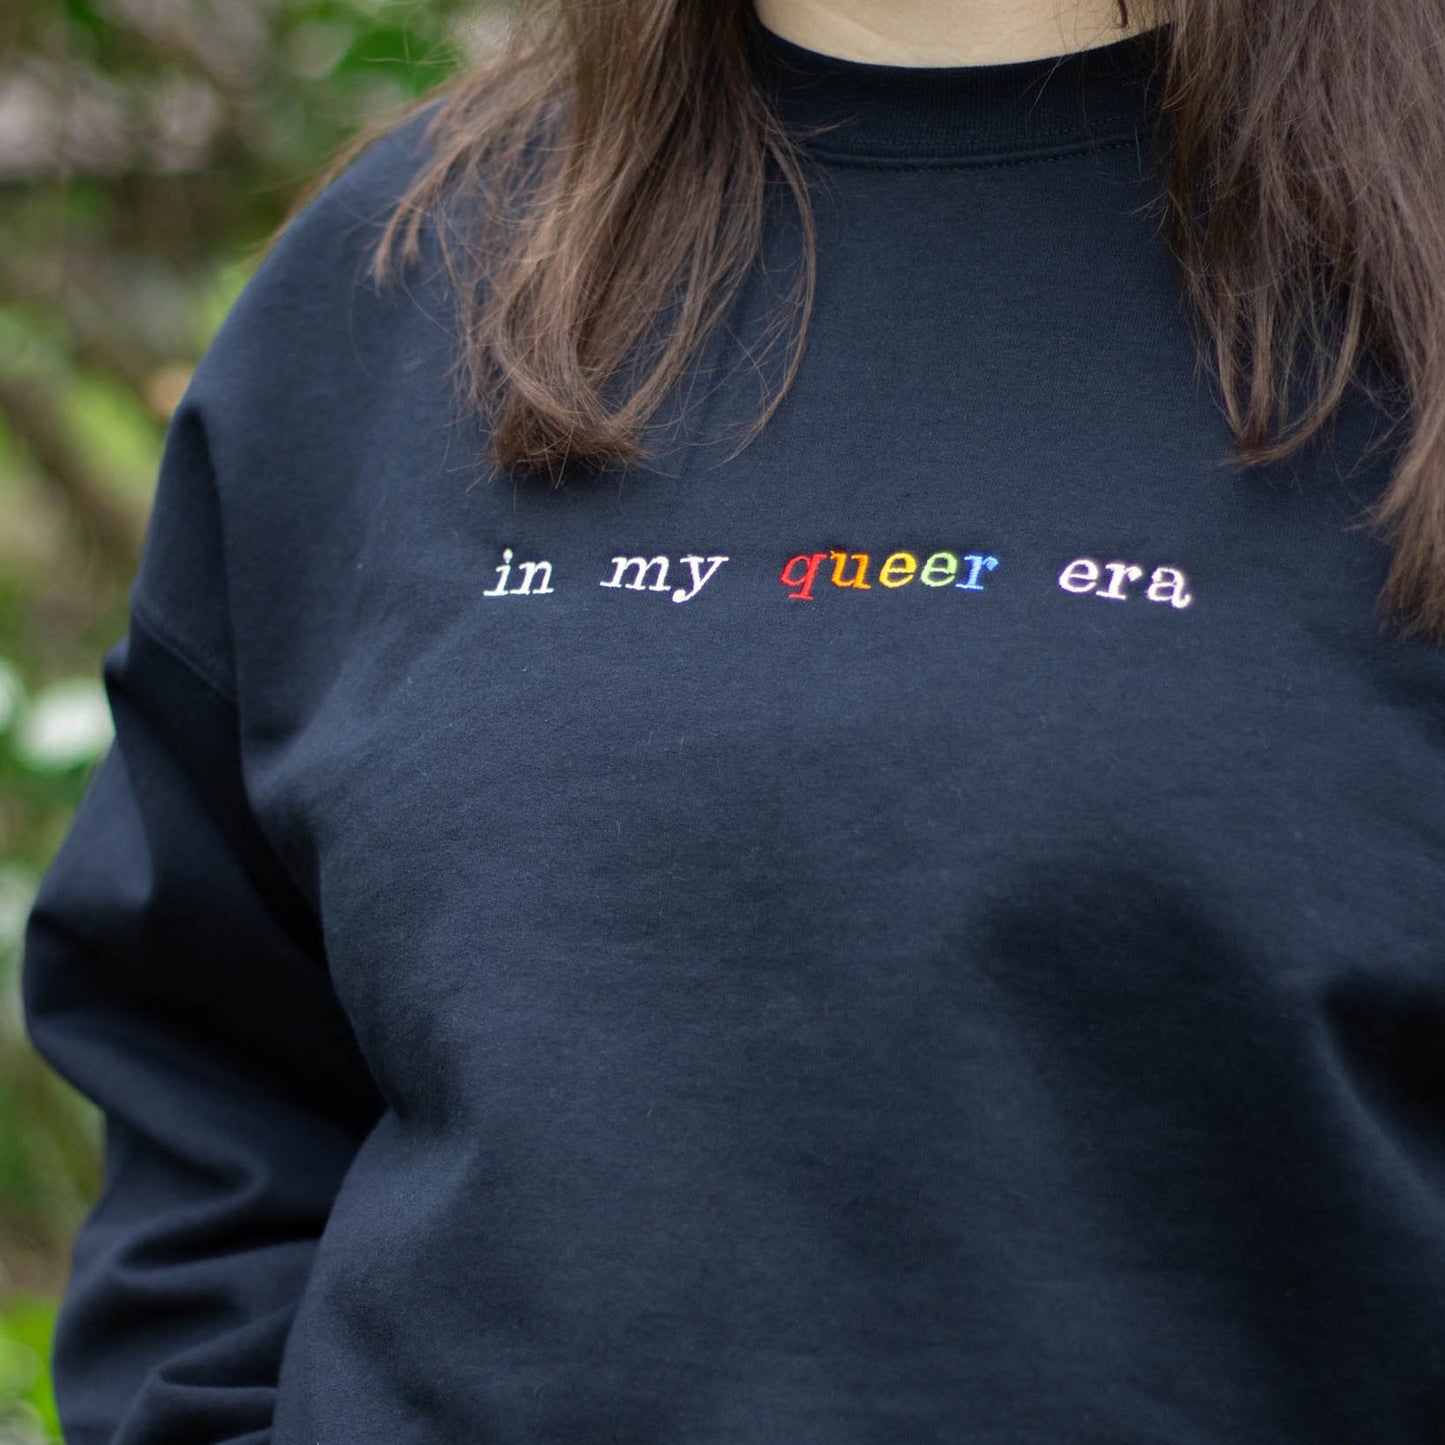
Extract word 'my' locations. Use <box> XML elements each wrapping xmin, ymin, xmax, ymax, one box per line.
<box><xmin>599</xmin><ymin>554</ymin><xmax>730</xmax><ymax>604</ymax></box>
<box><xmin>780</xmin><ymin>550</ymin><xmax>999</xmax><ymax>601</ymax></box>
<box><xmin>1058</xmin><ymin>557</ymin><xmax>1193</xmax><ymax>609</ymax></box>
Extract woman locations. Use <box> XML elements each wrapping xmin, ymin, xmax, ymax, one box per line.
<box><xmin>22</xmin><ymin>0</ymin><xmax>1445</xmax><ymax>1439</ymax></box>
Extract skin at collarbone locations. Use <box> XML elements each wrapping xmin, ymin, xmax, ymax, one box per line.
<box><xmin>752</xmin><ymin>0</ymin><xmax>1165</xmax><ymax>65</ymax></box>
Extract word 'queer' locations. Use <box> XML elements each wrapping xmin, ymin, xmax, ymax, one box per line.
<box><xmin>780</xmin><ymin>550</ymin><xmax>1000</xmax><ymax>601</ymax></box>
<box><xmin>1057</xmin><ymin>557</ymin><xmax>1193</xmax><ymax>609</ymax></box>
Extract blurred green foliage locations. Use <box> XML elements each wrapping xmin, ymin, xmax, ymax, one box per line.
<box><xmin>0</xmin><ymin>1297</ymin><xmax>59</xmax><ymax>1445</ymax></box>
<box><xmin>0</xmin><ymin>0</ymin><xmax>497</xmax><ymax>1399</ymax></box>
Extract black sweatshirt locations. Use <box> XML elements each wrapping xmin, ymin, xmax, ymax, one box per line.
<box><xmin>22</xmin><ymin>15</ymin><xmax>1445</xmax><ymax>1443</ymax></box>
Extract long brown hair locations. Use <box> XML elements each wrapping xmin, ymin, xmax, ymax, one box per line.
<box><xmin>359</xmin><ymin>0</ymin><xmax>1445</xmax><ymax>642</ymax></box>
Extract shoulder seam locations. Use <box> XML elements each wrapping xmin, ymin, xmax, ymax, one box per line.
<box><xmin>128</xmin><ymin>598</ymin><xmax>239</xmax><ymax>709</ymax></box>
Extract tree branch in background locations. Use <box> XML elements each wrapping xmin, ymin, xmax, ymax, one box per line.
<box><xmin>0</xmin><ymin>375</ymin><xmax>145</xmax><ymax>568</ymax></box>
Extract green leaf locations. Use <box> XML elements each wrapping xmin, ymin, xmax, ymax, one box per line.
<box><xmin>0</xmin><ymin>1297</ymin><xmax>59</xmax><ymax>1441</ymax></box>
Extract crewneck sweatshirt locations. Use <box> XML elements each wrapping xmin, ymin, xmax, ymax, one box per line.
<box><xmin>23</xmin><ymin>15</ymin><xmax>1445</xmax><ymax>1444</ymax></box>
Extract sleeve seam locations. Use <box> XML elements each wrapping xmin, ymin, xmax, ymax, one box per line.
<box><xmin>128</xmin><ymin>597</ymin><xmax>240</xmax><ymax>709</ymax></box>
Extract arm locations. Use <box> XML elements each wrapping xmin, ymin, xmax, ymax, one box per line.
<box><xmin>21</xmin><ymin>404</ymin><xmax>384</xmax><ymax>1445</ymax></box>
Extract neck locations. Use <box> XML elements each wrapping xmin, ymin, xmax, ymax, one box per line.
<box><xmin>750</xmin><ymin>0</ymin><xmax>1162</xmax><ymax>65</ymax></box>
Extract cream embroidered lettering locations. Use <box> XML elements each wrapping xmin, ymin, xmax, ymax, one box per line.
<box><xmin>1058</xmin><ymin>557</ymin><xmax>1194</xmax><ymax>609</ymax></box>
<box><xmin>599</xmin><ymin>555</ymin><xmax>671</xmax><ymax>594</ymax></box>
<box><xmin>1145</xmin><ymin>567</ymin><xmax>1194</xmax><ymax>609</ymax></box>
<box><xmin>671</xmin><ymin>555</ymin><xmax>730</xmax><ymax>604</ymax></box>
<box><xmin>599</xmin><ymin>554</ymin><xmax>729</xmax><ymax>603</ymax></box>
<box><xmin>1097</xmin><ymin>562</ymin><xmax>1145</xmax><ymax>601</ymax></box>
<box><xmin>1057</xmin><ymin>558</ymin><xmax>1100</xmax><ymax>594</ymax></box>
<box><xmin>483</xmin><ymin>547</ymin><xmax>556</xmax><ymax>597</ymax></box>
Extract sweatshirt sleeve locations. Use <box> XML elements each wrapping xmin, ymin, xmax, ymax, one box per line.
<box><xmin>20</xmin><ymin>357</ymin><xmax>386</xmax><ymax>1443</ymax></box>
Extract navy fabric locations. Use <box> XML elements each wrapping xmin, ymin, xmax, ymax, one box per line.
<box><xmin>22</xmin><ymin>17</ymin><xmax>1445</xmax><ymax>1443</ymax></box>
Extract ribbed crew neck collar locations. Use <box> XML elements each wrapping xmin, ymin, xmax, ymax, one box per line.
<box><xmin>746</xmin><ymin>11</ymin><xmax>1170</xmax><ymax>163</ymax></box>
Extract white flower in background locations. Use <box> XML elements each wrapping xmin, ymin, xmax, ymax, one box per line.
<box><xmin>13</xmin><ymin>679</ymin><xmax>113</xmax><ymax>772</ymax></box>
